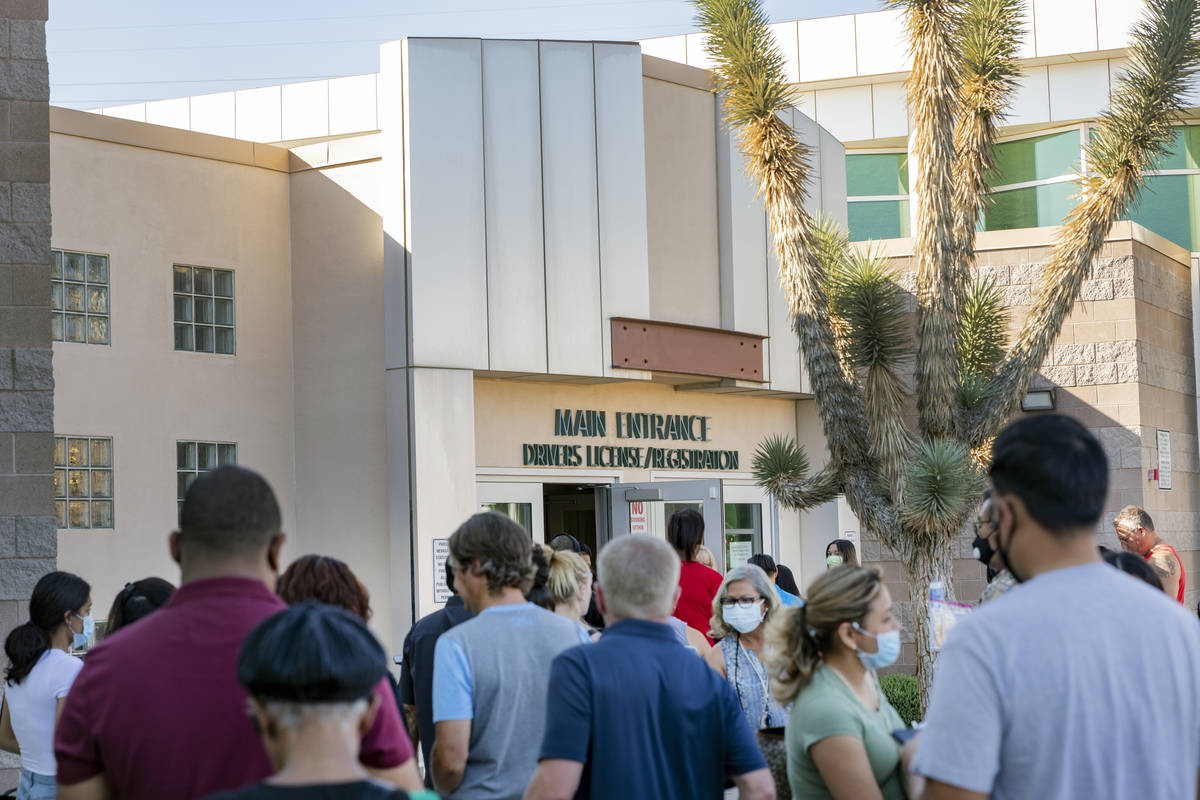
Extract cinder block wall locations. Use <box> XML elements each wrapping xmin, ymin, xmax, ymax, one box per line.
<box><xmin>0</xmin><ymin>0</ymin><xmax>53</xmax><ymax>788</ymax></box>
<box><xmin>866</xmin><ymin>231</ymin><xmax>1197</xmax><ymax>674</ymax></box>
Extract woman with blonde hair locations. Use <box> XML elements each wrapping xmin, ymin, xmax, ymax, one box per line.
<box><xmin>547</xmin><ymin>549</ymin><xmax>598</xmax><ymax>637</ymax></box>
<box><xmin>703</xmin><ymin>565</ymin><xmax>790</xmax><ymax>731</ymax></box>
<box><xmin>694</xmin><ymin>545</ymin><xmax>717</xmax><ymax>570</ymax></box>
<box><xmin>768</xmin><ymin>566</ymin><xmax>909</xmax><ymax>800</ymax></box>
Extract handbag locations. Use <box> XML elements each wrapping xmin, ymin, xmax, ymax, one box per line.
<box><xmin>756</xmin><ymin>726</ymin><xmax>791</xmax><ymax>800</ymax></box>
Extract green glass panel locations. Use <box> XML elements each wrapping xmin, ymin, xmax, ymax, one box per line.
<box><xmin>177</xmin><ymin>470</ymin><xmax>196</xmax><ymax>500</ymax></box>
<box><xmin>86</xmin><ymin>254</ymin><xmax>108</xmax><ymax>284</ymax></box>
<box><xmin>479</xmin><ymin>502</ymin><xmax>533</xmax><ymax>535</ymax></box>
<box><xmin>990</xmin><ymin>130</ymin><xmax>1081</xmax><ymax>187</ymax></box>
<box><xmin>52</xmin><ymin>251</ymin><xmax>62</xmax><ymax>279</ymax></box>
<box><xmin>214</xmin><ymin>270</ymin><xmax>234</xmax><ymax>298</ymax></box>
<box><xmin>197</xmin><ymin>442</ymin><xmax>218</xmax><ymax>470</ymax></box>
<box><xmin>848</xmin><ymin>200</ymin><xmax>911</xmax><ymax>242</ymax></box>
<box><xmin>173</xmin><ymin>265</ymin><xmax>192</xmax><ymax>293</ymax></box>
<box><xmin>194</xmin><ymin>268</ymin><xmax>213</xmax><ymax>296</ymax></box>
<box><xmin>174</xmin><ymin>294</ymin><xmax>193</xmax><ymax>322</ymax></box>
<box><xmin>88</xmin><ymin>316</ymin><xmax>109</xmax><ymax>345</ymax></box>
<box><xmin>91</xmin><ymin>500</ymin><xmax>113</xmax><ymax>528</ymax></box>
<box><xmin>1145</xmin><ymin>126</ymin><xmax>1200</xmax><ymax>171</ymax></box>
<box><xmin>1123</xmin><ymin>174</ymin><xmax>1199</xmax><ymax>252</ymax></box>
<box><xmin>982</xmin><ymin>182</ymin><xmax>1079</xmax><ymax>231</ymax></box>
<box><xmin>194</xmin><ymin>297</ymin><xmax>213</xmax><ymax>324</ymax></box>
<box><xmin>218</xmin><ymin>443</ymin><xmax>237</xmax><ymax>465</ymax></box>
<box><xmin>50</xmin><ymin>313</ymin><xmax>63</xmax><ymax>341</ymax></box>
<box><xmin>63</xmin><ymin>252</ymin><xmax>84</xmax><ymax>281</ymax></box>
<box><xmin>177</xmin><ymin>441</ymin><xmax>196</xmax><ymax>470</ymax></box>
<box><xmin>90</xmin><ymin>438</ymin><xmax>112</xmax><ymax>467</ymax></box>
<box><xmin>724</xmin><ymin>503</ymin><xmax>761</xmax><ymax>530</ymax></box>
<box><xmin>214</xmin><ymin>298</ymin><xmax>233</xmax><ymax>325</ymax></box>
<box><xmin>174</xmin><ymin>324</ymin><xmax>194</xmax><ymax>351</ymax></box>
<box><xmin>846</xmin><ymin>153</ymin><xmax>909</xmax><ymax>196</ymax></box>
<box><xmin>195</xmin><ymin>326</ymin><xmax>215</xmax><ymax>353</ymax></box>
<box><xmin>215</xmin><ymin>327</ymin><xmax>235</xmax><ymax>355</ymax></box>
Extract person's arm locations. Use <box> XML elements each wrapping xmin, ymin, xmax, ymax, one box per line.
<box><xmin>398</xmin><ymin>630</ymin><xmax>419</xmax><ymax>748</ymax></box>
<box><xmin>702</xmin><ymin>640</ymin><xmax>726</xmax><ymax>676</ymax></box>
<box><xmin>0</xmin><ymin>698</ymin><xmax>18</xmax><ymax>754</ymax></box>
<box><xmin>810</xmin><ymin>736</ymin><xmax>885</xmax><ymax>800</ymax></box>
<box><xmin>57</xmin><ymin>777</ymin><xmax>112</xmax><ymax>800</ymax></box>
<box><xmin>432</xmin><ymin>719</ymin><xmax>471</xmax><ymax>794</ymax></box>
<box><xmin>1148</xmin><ymin>549</ymin><xmax>1182</xmax><ymax>599</ymax></box>
<box><xmin>369</xmin><ymin>759</ymin><xmax>423</xmax><ymax>791</ymax></box>
<box><xmin>402</xmin><ymin>704</ymin><xmax>420</xmax><ymax>750</ymax></box>
<box><xmin>686</xmin><ymin>626</ymin><xmax>713</xmax><ymax>657</ymax></box>
<box><xmin>525</xmin><ymin>759</ymin><xmax>585</xmax><ymax>800</ymax></box>
<box><xmin>912</xmin><ymin>779</ymin><xmax>988</xmax><ymax>800</ymax></box>
<box><xmin>731</xmin><ymin>767</ymin><xmax>775</xmax><ymax>800</ymax></box>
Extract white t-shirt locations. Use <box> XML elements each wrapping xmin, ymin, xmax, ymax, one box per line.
<box><xmin>5</xmin><ymin>648</ymin><xmax>84</xmax><ymax>776</ymax></box>
<box><xmin>912</xmin><ymin>562</ymin><xmax>1200</xmax><ymax>799</ymax></box>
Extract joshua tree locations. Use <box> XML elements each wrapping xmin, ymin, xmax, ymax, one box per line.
<box><xmin>695</xmin><ymin>0</ymin><xmax>1200</xmax><ymax>702</ymax></box>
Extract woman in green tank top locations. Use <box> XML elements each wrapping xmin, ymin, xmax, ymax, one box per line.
<box><xmin>765</xmin><ymin>566</ymin><xmax>912</xmax><ymax>800</ymax></box>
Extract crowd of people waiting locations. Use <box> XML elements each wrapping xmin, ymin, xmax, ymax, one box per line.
<box><xmin>2</xmin><ymin>413</ymin><xmax>1200</xmax><ymax>800</ymax></box>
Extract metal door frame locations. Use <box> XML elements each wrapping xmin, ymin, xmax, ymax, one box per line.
<box><xmin>605</xmin><ymin>478</ymin><xmax>725</xmax><ymax>571</ymax></box>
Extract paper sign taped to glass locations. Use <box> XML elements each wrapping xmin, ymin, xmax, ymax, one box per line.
<box><xmin>928</xmin><ymin>598</ymin><xmax>972</xmax><ymax>651</ymax></box>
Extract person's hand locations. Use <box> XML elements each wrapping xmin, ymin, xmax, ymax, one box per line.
<box><xmin>900</xmin><ymin>734</ymin><xmax>926</xmax><ymax>799</ymax></box>
<box><xmin>900</xmin><ymin>734</ymin><xmax>921</xmax><ymax>772</ymax></box>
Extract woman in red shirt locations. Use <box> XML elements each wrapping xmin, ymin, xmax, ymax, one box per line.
<box><xmin>668</xmin><ymin>508</ymin><xmax>724</xmax><ymax>645</ymax></box>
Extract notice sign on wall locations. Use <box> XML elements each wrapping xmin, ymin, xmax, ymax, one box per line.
<box><xmin>1157</xmin><ymin>429</ymin><xmax>1172</xmax><ymax>490</ymax></box>
<box><xmin>433</xmin><ymin>538</ymin><xmax>452</xmax><ymax>603</ymax></box>
<box><xmin>629</xmin><ymin>501</ymin><xmax>648</xmax><ymax>534</ymax></box>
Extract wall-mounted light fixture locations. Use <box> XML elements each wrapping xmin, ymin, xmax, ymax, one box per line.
<box><xmin>1020</xmin><ymin>389</ymin><xmax>1056</xmax><ymax>412</ymax></box>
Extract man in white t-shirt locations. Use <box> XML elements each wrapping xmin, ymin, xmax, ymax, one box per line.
<box><xmin>908</xmin><ymin>414</ymin><xmax>1200</xmax><ymax>800</ymax></box>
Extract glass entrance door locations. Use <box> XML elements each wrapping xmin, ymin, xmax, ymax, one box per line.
<box><xmin>607</xmin><ymin>479</ymin><xmax>725</xmax><ymax>570</ymax></box>
<box><xmin>477</xmin><ymin>482</ymin><xmax>545</xmax><ymax>543</ymax></box>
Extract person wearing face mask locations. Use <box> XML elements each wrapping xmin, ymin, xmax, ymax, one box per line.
<box><xmin>767</xmin><ymin>566</ymin><xmax>909</xmax><ymax>800</ymax></box>
<box><xmin>703</xmin><ymin>566</ymin><xmax>791</xmax><ymax>732</ymax></box>
<box><xmin>825</xmin><ymin>540</ymin><xmax>858</xmax><ymax>569</ymax></box>
<box><xmin>0</xmin><ymin>571</ymin><xmax>92</xmax><ymax>800</ymax></box>
<box><xmin>908</xmin><ymin>415</ymin><xmax>1200</xmax><ymax>800</ymax></box>
<box><xmin>972</xmin><ymin>493</ymin><xmax>1017</xmax><ymax>605</ymax></box>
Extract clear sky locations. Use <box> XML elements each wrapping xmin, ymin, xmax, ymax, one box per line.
<box><xmin>47</xmin><ymin>0</ymin><xmax>880</xmax><ymax>109</ymax></box>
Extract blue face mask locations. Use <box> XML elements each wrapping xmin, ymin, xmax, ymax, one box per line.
<box><xmin>852</xmin><ymin>622</ymin><xmax>901</xmax><ymax>670</ymax></box>
<box><xmin>72</xmin><ymin>613</ymin><xmax>94</xmax><ymax>650</ymax></box>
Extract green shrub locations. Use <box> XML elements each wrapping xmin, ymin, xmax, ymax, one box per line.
<box><xmin>879</xmin><ymin>673</ymin><xmax>920</xmax><ymax>726</ymax></box>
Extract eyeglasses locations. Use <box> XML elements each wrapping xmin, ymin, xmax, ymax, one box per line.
<box><xmin>972</xmin><ymin>518</ymin><xmax>997</xmax><ymax>538</ymax></box>
<box><xmin>720</xmin><ymin>595</ymin><xmax>764</xmax><ymax>608</ymax></box>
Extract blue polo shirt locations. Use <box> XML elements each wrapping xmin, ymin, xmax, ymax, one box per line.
<box><xmin>539</xmin><ymin>618</ymin><xmax>766</xmax><ymax>799</ymax></box>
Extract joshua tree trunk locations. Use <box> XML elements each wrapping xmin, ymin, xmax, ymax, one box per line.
<box><xmin>701</xmin><ymin>0</ymin><xmax>1200</xmax><ymax>704</ymax></box>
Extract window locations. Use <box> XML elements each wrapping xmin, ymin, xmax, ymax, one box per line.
<box><xmin>988</xmin><ymin>129</ymin><xmax>1081</xmax><ymax>188</ymax></box>
<box><xmin>51</xmin><ymin>250</ymin><xmax>110</xmax><ymax>345</ymax></box>
<box><xmin>846</xmin><ymin>153</ymin><xmax>910</xmax><ymax>242</ymax></box>
<box><xmin>54</xmin><ymin>436</ymin><xmax>113</xmax><ymax>529</ymax></box>
<box><xmin>174</xmin><ymin>265</ymin><xmax>235</xmax><ymax>355</ymax></box>
<box><xmin>177</xmin><ymin>441</ymin><xmax>238</xmax><ymax>517</ymax></box>
<box><xmin>1123</xmin><ymin>127</ymin><xmax>1200</xmax><ymax>251</ymax></box>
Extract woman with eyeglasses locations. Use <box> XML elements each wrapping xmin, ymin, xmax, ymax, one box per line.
<box><xmin>768</xmin><ymin>566</ymin><xmax>911</xmax><ymax>800</ymax></box>
<box><xmin>703</xmin><ymin>565</ymin><xmax>790</xmax><ymax>732</ymax></box>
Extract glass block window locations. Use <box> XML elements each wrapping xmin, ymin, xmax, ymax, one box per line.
<box><xmin>54</xmin><ymin>436</ymin><xmax>114</xmax><ymax>529</ymax></box>
<box><xmin>174</xmin><ymin>265</ymin><xmax>235</xmax><ymax>355</ymax></box>
<box><xmin>177</xmin><ymin>441</ymin><xmax>237</xmax><ymax>517</ymax></box>
<box><xmin>51</xmin><ymin>250</ymin><xmax>110</xmax><ymax>345</ymax></box>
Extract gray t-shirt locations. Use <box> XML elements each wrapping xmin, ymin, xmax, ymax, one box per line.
<box><xmin>912</xmin><ymin>562</ymin><xmax>1200</xmax><ymax>799</ymax></box>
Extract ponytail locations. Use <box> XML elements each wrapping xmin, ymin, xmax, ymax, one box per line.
<box><xmin>4</xmin><ymin>570</ymin><xmax>90</xmax><ymax>686</ymax></box>
<box><xmin>766</xmin><ymin>566</ymin><xmax>880</xmax><ymax>704</ymax></box>
<box><xmin>4</xmin><ymin>621</ymin><xmax>50</xmax><ymax>685</ymax></box>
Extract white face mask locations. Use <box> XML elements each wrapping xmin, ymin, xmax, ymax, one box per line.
<box><xmin>722</xmin><ymin>601</ymin><xmax>764</xmax><ymax>634</ymax></box>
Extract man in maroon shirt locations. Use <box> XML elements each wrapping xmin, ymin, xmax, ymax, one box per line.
<box><xmin>55</xmin><ymin>466</ymin><xmax>418</xmax><ymax>800</ymax></box>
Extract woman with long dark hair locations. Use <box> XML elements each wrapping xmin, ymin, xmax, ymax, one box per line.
<box><xmin>104</xmin><ymin>578</ymin><xmax>175</xmax><ymax>637</ymax></box>
<box><xmin>668</xmin><ymin>508</ymin><xmax>723</xmax><ymax>645</ymax></box>
<box><xmin>0</xmin><ymin>571</ymin><xmax>91</xmax><ymax>800</ymax></box>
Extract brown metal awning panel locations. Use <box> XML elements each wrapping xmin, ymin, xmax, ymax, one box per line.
<box><xmin>610</xmin><ymin>317</ymin><xmax>766</xmax><ymax>382</ymax></box>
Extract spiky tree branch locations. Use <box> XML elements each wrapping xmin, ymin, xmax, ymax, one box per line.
<box><xmin>969</xmin><ymin>0</ymin><xmax>1200</xmax><ymax>443</ymax></box>
<box><xmin>892</xmin><ymin>0</ymin><xmax>963</xmax><ymax>439</ymax></box>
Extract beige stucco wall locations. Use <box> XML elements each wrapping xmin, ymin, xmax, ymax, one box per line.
<box><xmin>289</xmin><ymin>159</ymin><xmax>396</xmax><ymax>651</ymax></box>
<box><xmin>642</xmin><ymin>77</ymin><xmax>721</xmax><ymax>328</ymax></box>
<box><xmin>50</xmin><ymin>132</ymin><xmax>297</xmax><ymax>621</ymax></box>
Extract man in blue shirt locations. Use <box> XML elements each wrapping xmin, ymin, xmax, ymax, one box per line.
<box><xmin>525</xmin><ymin>535</ymin><xmax>774</xmax><ymax>800</ymax></box>
<box><xmin>748</xmin><ymin>553</ymin><xmax>804</xmax><ymax>607</ymax></box>
<box><xmin>399</xmin><ymin>561</ymin><xmax>473</xmax><ymax>788</ymax></box>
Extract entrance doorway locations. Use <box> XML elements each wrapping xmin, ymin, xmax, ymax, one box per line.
<box><xmin>542</xmin><ymin>483</ymin><xmax>599</xmax><ymax>557</ymax></box>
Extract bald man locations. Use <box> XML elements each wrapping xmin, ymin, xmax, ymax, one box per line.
<box><xmin>1114</xmin><ymin>505</ymin><xmax>1185</xmax><ymax>603</ymax></box>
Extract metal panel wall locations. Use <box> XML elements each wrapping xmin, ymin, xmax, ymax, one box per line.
<box><xmin>540</xmin><ymin>42</ymin><xmax>604</xmax><ymax>376</ymax></box>
<box><xmin>482</xmin><ymin>40</ymin><xmax>548</xmax><ymax>373</ymax></box>
<box><xmin>380</xmin><ymin>41</ymin><xmax>408</xmax><ymax>369</ymax></box>
<box><xmin>764</xmin><ymin>213</ymin><xmax>804</xmax><ymax>393</ymax></box>
<box><xmin>403</xmin><ymin>39</ymin><xmax>489</xmax><ymax>369</ymax></box>
<box><xmin>716</xmin><ymin>112</ymin><xmax>770</xmax><ymax>341</ymax></box>
<box><xmin>594</xmin><ymin>43</ymin><xmax>651</xmax><ymax>375</ymax></box>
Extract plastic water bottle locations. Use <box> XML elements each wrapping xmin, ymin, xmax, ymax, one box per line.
<box><xmin>929</xmin><ymin>580</ymin><xmax>946</xmax><ymax>601</ymax></box>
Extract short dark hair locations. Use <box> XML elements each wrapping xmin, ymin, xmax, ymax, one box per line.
<box><xmin>579</xmin><ymin>543</ymin><xmax>592</xmax><ymax>557</ymax></box>
<box><xmin>1103</xmin><ymin>550</ymin><xmax>1163</xmax><ymax>591</ymax></box>
<box><xmin>105</xmin><ymin>577</ymin><xmax>175</xmax><ymax>636</ymax></box>
<box><xmin>449</xmin><ymin>512</ymin><xmax>535</xmax><ymax>595</ymax></box>
<box><xmin>277</xmin><ymin>555</ymin><xmax>371</xmax><ymax>621</ymax></box>
<box><xmin>747</xmin><ymin>553</ymin><xmax>776</xmax><ymax>575</ymax></box>
<box><xmin>238</xmin><ymin>602</ymin><xmax>386</xmax><ymax>703</ymax></box>
<box><xmin>989</xmin><ymin>415</ymin><xmax>1108</xmax><ymax>534</ymax></box>
<box><xmin>179</xmin><ymin>466</ymin><xmax>282</xmax><ymax>556</ymax></box>
<box><xmin>667</xmin><ymin>508</ymin><xmax>705</xmax><ymax>561</ymax></box>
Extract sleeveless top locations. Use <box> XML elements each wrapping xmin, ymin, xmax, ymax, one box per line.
<box><xmin>719</xmin><ymin>636</ymin><xmax>789</xmax><ymax>730</ymax></box>
<box><xmin>1145</xmin><ymin>543</ymin><xmax>1187</xmax><ymax>602</ymax></box>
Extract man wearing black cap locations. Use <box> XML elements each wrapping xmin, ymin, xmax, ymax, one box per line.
<box><xmin>206</xmin><ymin>602</ymin><xmax>436</xmax><ymax>800</ymax></box>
